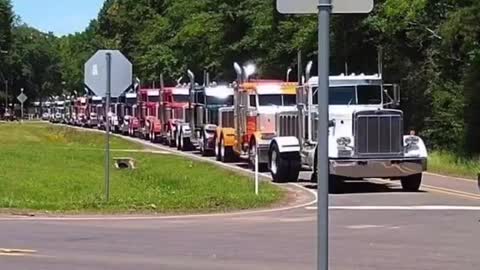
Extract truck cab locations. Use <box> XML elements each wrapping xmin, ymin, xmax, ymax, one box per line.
<box><xmin>87</xmin><ymin>96</ymin><xmax>103</xmax><ymax>128</ymax></box>
<box><xmin>120</xmin><ymin>92</ymin><xmax>137</xmax><ymax>135</ymax></box>
<box><xmin>74</xmin><ymin>97</ymin><xmax>88</xmax><ymax>126</ymax></box>
<box><xmin>270</xmin><ymin>72</ymin><xmax>428</xmax><ymax>191</ymax></box>
<box><xmin>160</xmin><ymin>86</ymin><xmax>190</xmax><ymax>146</ymax></box>
<box><xmin>215</xmin><ymin>77</ymin><xmax>298</xmax><ymax>168</ymax></box>
<box><xmin>176</xmin><ymin>81</ymin><xmax>234</xmax><ymax>154</ymax></box>
<box><xmin>130</xmin><ymin>88</ymin><xmax>161</xmax><ymax>139</ymax></box>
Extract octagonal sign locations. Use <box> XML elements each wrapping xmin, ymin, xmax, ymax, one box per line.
<box><xmin>84</xmin><ymin>50</ymin><xmax>133</xmax><ymax>98</ymax></box>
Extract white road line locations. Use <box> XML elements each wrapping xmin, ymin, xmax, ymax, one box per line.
<box><xmin>305</xmin><ymin>205</ymin><xmax>480</xmax><ymax>211</ymax></box>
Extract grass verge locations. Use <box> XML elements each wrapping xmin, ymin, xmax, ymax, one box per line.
<box><xmin>0</xmin><ymin>122</ymin><xmax>283</xmax><ymax>214</ymax></box>
<box><xmin>428</xmin><ymin>151</ymin><xmax>480</xmax><ymax>179</ymax></box>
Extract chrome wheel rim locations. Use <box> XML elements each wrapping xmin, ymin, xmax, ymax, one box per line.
<box><xmin>271</xmin><ymin>150</ymin><xmax>278</xmax><ymax>175</ymax></box>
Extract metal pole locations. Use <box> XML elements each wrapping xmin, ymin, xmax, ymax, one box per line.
<box><xmin>105</xmin><ymin>52</ymin><xmax>112</xmax><ymax>202</ymax></box>
<box><xmin>317</xmin><ymin>1</ymin><xmax>331</xmax><ymax>270</ymax></box>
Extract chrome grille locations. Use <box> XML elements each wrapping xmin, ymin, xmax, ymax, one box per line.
<box><xmin>354</xmin><ymin>110</ymin><xmax>403</xmax><ymax>157</ymax></box>
<box><xmin>220</xmin><ymin>110</ymin><xmax>234</xmax><ymax>128</ymax></box>
<box><xmin>277</xmin><ymin>112</ymin><xmax>299</xmax><ymax>137</ymax></box>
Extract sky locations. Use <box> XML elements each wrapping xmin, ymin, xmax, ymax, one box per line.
<box><xmin>12</xmin><ymin>0</ymin><xmax>105</xmax><ymax>36</ymax></box>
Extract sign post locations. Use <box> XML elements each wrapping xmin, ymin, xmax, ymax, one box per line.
<box><xmin>84</xmin><ymin>50</ymin><xmax>132</xmax><ymax>202</ymax></box>
<box><xmin>276</xmin><ymin>1</ymin><xmax>373</xmax><ymax>270</ymax></box>
<box><xmin>104</xmin><ymin>53</ymin><xmax>112</xmax><ymax>202</ymax></box>
<box><xmin>17</xmin><ymin>88</ymin><xmax>27</xmax><ymax>123</ymax></box>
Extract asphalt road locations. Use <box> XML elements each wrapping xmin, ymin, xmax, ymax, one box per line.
<box><xmin>1</xmin><ymin>126</ymin><xmax>480</xmax><ymax>270</ymax></box>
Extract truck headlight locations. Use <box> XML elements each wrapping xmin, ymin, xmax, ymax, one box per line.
<box><xmin>261</xmin><ymin>133</ymin><xmax>276</xmax><ymax>140</ymax></box>
<box><xmin>405</xmin><ymin>136</ymin><xmax>419</xmax><ymax>145</ymax></box>
<box><xmin>336</xmin><ymin>137</ymin><xmax>351</xmax><ymax>146</ymax></box>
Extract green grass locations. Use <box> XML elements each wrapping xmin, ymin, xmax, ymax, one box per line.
<box><xmin>428</xmin><ymin>151</ymin><xmax>480</xmax><ymax>179</ymax></box>
<box><xmin>0</xmin><ymin>122</ymin><xmax>283</xmax><ymax>214</ymax></box>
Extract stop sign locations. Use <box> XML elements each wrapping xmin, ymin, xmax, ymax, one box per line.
<box><xmin>84</xmin><ymin>50</ymin><xmax>133</xmax><ymax>97</ymax></box>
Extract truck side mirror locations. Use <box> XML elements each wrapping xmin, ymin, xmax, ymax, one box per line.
<box><xmin>393</xmin><ymin>84</ymin><xmax>401</xmax><ymax>106</ymax></box>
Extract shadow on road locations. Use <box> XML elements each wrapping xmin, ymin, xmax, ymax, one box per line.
<box><xmin>300</xmin><ymin>180</ymin><xmax>427</xmax><ymax>195</ymax></box>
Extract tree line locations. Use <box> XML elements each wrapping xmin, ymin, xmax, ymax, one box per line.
<box><xmin>1</xmin><ymin>0</ymin><xmax>479</xmax><ymax>155</ymax></box>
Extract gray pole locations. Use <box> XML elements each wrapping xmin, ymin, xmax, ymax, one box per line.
<box><xmin>317</xmin><ymin>1</ymin><xmax>331</xmax><ymax>270</ymax></box>
<box><xmin>105</xmin><ymin>52</ymin><xmax>112</xmax><ymax>202</ymax></box>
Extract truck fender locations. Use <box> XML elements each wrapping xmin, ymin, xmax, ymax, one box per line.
<box><xmin>403</xmin><ymin>135</ymin><xmax>428</xmax><ymax>159</ymax></box>
<box><xmin>219</xmin><ymin>128</ymin><xmax>236</xmax><ymax>147</ymax></box>
<box><xmin>270</xmin><ymin>137</ymin><xmax>301</xmax><ymax>153</ymax></box>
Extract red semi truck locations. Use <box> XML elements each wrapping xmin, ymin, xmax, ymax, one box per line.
<box><xmin>156</xmin><ymin>85</ymin><xmax>190</xmax><ymax>146</ymax></box>
<box><xmin>129</xmin><ymin>88</ymin><xmax>161</xmax><ymax>139</ymax></box>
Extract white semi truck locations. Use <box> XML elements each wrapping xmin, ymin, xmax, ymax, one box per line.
<box><xmin>268</xmin><ymin>63</ymin><xmax>428</xmax><ymax>191</ymax></box>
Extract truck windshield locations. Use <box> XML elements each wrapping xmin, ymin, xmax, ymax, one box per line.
<box><xmin>147</xmin><ymin>96</ymin><xmax>160</xmax><ymax>102</ymax></box>
<box><xmin>173</xmin><ymin>94</ymin><xmax>190</xmax><ymax>103</ymax></box>
<box><xmin>207</xmin><ymin>95</ymin><xmax>233</xmax><ymax>106</ymax></box>
<box><xmin>312</xmin><ymin>85</ymin><xmax>382</xmax><ymax>105</ymax></box>
<box><xmin>126</xmin><ymin>98</ymin><xmax>137</xmax><ymax>104</ymax></box>
<box><xmin>258</xmin><ymin>94</ymin><xmax>296</xmax><ymax>106</ymax></box>
<box><xmin>259</xmin><ymin>95</ymin><xmax>282</xmax><ymax>106</ymax></box>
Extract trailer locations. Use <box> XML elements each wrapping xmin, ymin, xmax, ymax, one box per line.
<box><xmin>176</xmin><ymin>71</ymin><xmax>234</xmax><ymax>155</ymax></box>
<box><xmin>268</xmin><ymin>63</ymin><xmax>428</xmax><ymax>191</ymax></box>
<box><xmin>214</xmin><ymin>63</ymin><xmax>298</xmax><ymax>169</ymax></box>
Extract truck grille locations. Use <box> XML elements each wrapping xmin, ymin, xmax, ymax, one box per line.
<box><xmin>354</xmin><ymin>110</ymin><xmax>403</xmax><ymax>157</ymax></box>
<box><xmin>220</xmin><ymin>110</ymin><xmax>234</xmax><ymax>128</ymax></box>
<box><xmin>277</xmin><ymin>112</ymin><xmax>299</xmax><ymax>137</ymax></box>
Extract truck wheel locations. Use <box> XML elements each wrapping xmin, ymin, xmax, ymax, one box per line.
<box><xmin>177</xmin><ymin>132</ymin><xmax>182</xmax><ymax>150</ymax></box>
<box><xmin>400</xmin><ymin>173</ymin><xmax>422</xmax><ymax>192</ymax></box>
<box><xmin>220</xmin><ymin>137</ymin><xmax>234</xmax><ymax>163</ymax></box>
<box><xmin>269</xmin><ymin>143</ymin><xmax>300</xmax><ymax>183</ymax></box>
<box><xmin>200</xmin><ymin>135</ymin><xmax>208</xmax><ymax>156</ymax></box>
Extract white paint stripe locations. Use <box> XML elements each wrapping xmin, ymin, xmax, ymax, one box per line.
<box><xmin>306</xmin><ymin>205</ymin><xmax>480</xmax><ymax>211</ymax></box>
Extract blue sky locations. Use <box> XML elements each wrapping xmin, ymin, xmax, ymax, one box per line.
<box><xmin>12</xmin><ymin>0</ymin><xmax>105</xmax><ymax>36</ymax></box>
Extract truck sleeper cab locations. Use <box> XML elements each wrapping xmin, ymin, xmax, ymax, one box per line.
<box><xmin>176</xmin><ymin>80</ymin><xmax>234</xmax><ymax>155</ymax></box>
<box><xmin>159</xmin><ymin>86</ymin><xmax>190</xmax><ymax>147</ymax></box>
<box><xmin>120</xmin><ymin>92</ymin><xmax>137</xmax><ymax>135</ymax></box>
<box><xmin>270</xmin><ymin>72</ymin><xmax>428</xmax><ymax>192</ymax></box>
<box><xmin>215</xmin><ymin>71</ymin><xmax>298</xmax><ymax>170</ymax></box>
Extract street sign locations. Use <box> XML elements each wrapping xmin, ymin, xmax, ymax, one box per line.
<box><xmin>17</xmin><ymin>93</ymin><xmax>27</xmax><ymax>104</ymax></box>
<box><xmin>277</xmin><ymin>0</ymin><xmax>373</xmax><ymax>14</ymax></box>
<box><xmin>84</xmin><ymin>50</ymin><xmax>132</xmax><ymax>98</ymax></box>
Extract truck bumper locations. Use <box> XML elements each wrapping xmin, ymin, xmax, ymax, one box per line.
<box><xmin>330</xmin><ymin>158</ymin><xmax>427</xmax><ymax>179</ymax></box>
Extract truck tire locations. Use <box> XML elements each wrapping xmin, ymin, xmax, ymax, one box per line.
<box><xmin>400</xmin><ymin>173</ymin><xmax>422</xmax><ymax>192</ymax></box>
<box><xmin>178</xmin><ymin>132</ymin><xmax>190</xmax><ymax>151</ymax></box>
<box><xmin>269</xmin><ymin>143</ymin><xmax>300</xmax><ymax>183</ymax></box>
<box><xmin>219</xmin><ymin>136</ymin><xmax>234</xmax><ymax>163</ymax></box>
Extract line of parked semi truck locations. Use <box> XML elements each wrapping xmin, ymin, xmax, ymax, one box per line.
<box><xmin>45</xmin><ymin>61</ymin><xmax>428</xmax><ymax>191</ymax></box>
